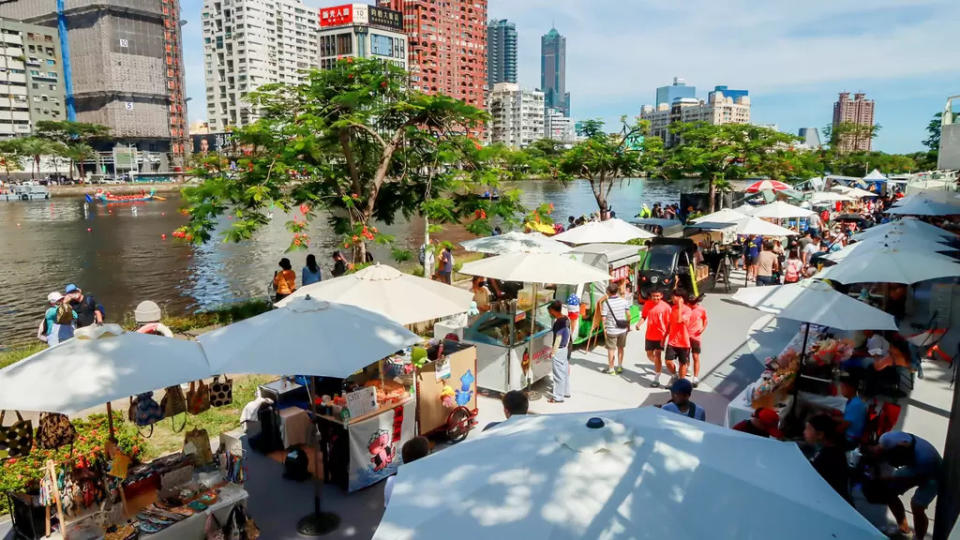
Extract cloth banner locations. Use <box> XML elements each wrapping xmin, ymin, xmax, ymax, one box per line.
<box><xmin>347</xmin><ymin>398</ymin><xmax>416</xmax><ymax>492</ymax></box>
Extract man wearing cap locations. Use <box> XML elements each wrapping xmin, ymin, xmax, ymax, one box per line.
<box><xmin>65</xmin><ymin>284</ymin><xmax>104</xmax><ymax>328</ymax></box>
<box><xmin>661</xmin><ymin>379</ymin><xmax>705</xmax><ymax>421</ymax></box>
<box><xmin>869</xmin><ymin>431</ymin><xmax>942</xmax><ymax>539</ymax></box>
<box><xmin>732</xmin><ymin>408</ymin><xmax>782</xmax><ymax>438</ymax></box>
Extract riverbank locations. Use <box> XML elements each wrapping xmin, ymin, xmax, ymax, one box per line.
<box><xmin>49</xmin><ymin>182</ymin><xmax>187</xmax><ymax>197</ymax></box>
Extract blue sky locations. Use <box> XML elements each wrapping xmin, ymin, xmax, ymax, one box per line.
<box><xmin>180</xmin><ymin>0</ymin><xmax>960</xmax><ymax>153</ymax></box>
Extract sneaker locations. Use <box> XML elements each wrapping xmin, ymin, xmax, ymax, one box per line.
<box><xmin>603</xmin><ymin>367</ymin><xmax>615</xmax><ymax>374</ymax></box>
<box><xmin>651</xmin><ymin>373</ymin><xmax>662</xmax><ymax>388</ymax></box>
<box><xmin>615</xmin><ymin>366</ymin><xmax>624</xmax><ymax>374</ymax></box>
<box><xmin>692</xmin><ymin>376</ymin><xmax>700</xmax><ymax>388</ymax></box>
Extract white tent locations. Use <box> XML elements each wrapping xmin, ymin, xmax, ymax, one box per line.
<box><xmin>888</xmin><ymin>191</ymin><xmax>960</xmax><ymax>216</ymax></box>
<box><xmin>198</xmin><ymin>297</ymin><xmax>420</xmax><ymax>376</ymax></box>
<box><xmin>751</xmin><ymin>201</ymin><xmax>816</xmax><ymax>219</ymax></box>
<box><xmin>552</xmin><ymin>218</ymin><xmax>654</xmax><ymax>244</ymax></box>
<box><xmin>731</xmin><ymin>216</ymin><xmax>798</xmax><ymax>236</ymax></box>
<box><xmin>863</xmin><ymin>169</ymin><xmax>887</xmax><ymax>181</ymax></box>
<box><xmin>275</xmin><ymin>264</ymin><xmax>473</xmax><ymax>325</ymax></box>
<box><xmin>732</xmin><ymin>280</ymin><xmax>897</xmax><ymax>331</ymax></box>
<box><xmin>458</xmin><ymin>252</ymin><xmax>612</xmax><ymax>285</ymax></box>
<box><xmin>810</xmin><ymin>192</ymin><xmax>853</xmax><ymax>204</ymax></box>
<box><xmin>0</xmin><ymin>325</ymin><xmax>213</xmax><ymax>414</ymax></box>
<box><xmin>816</xmin><ymin>247</ymin><xmax>960</xmax><ymax>284</ymax></box>
<box><xmin>375</xmin><ymin>408</ymin><xmax>883</xmax><ymax>540</ymax></box>
<box><xmin>732</xmin><ymin>203</ymin><xmax>758</xmax><ymax>216</ymax></box>
<box><xmin>461</xmin><ymin>231</ymin><xmax>571</xmax><ymax>255</ymax></box>
<box><xmin>832</xmin><ymin>185</ymin><xmax>879</xmax><ymax>199</ymax></box>
<box><xmin>689</xmin><ymin>208</ymin><xmax>748</xmax><ymax>224</ymax></box>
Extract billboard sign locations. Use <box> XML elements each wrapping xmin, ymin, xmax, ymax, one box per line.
<box><xmin>319</xmin><ymin>4</ymin><xmax>354</xmax><ymax>27</ymax></box>
<box><xmin>368</xmin><ymin>6</ymin><xmax>403</xmax><ymax>30</ymax></box>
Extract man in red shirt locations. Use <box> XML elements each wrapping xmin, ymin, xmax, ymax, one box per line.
<box><xmin>637</xmin><ymin>290</ymin><xmax>672</xmax><ymax>387</ymax></box>
<box><xmin>664</xmin><ymin>290</ymin><xmax>692</xmax><ymax>381</ymax></box>
<box><xmin>686</xmin><ymin>294</ymin><xmax>708</xmax><ymax>387</ymax></box>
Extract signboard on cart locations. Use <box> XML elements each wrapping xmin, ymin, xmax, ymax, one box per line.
<box><xmin>347</xmin><ymin>398</ymin><xmax>416</xmax><ymax>492</ymax></box>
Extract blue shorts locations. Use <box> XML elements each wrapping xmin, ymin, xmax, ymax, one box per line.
<box><xmin>893</xmin><ymin>467</ymin><xmax>939</xmax><ymax>508</ymax></box>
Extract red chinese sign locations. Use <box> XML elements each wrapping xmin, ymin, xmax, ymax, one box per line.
<box><xmin>320</xmin><ymin>4</ymin><xmax>353</xmax><ymax>27</ymax></box>
<box><xmin>610</xmin><ymin>265</ymin><xmax>630</xmax><ymax>281</ymax></box>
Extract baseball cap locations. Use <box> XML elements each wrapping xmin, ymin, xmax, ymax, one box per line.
<box><xmin>754</xmin><ymin>408</ymin><xmax>783</xmax><ymax>438</ymax></box>
<box><xmin>671</xmin><ymin>378</ymin><xmax>693</xmax><ymax>395</ymax></box>
<box><xmin>47</xmin><ymin>292</ymin><xmax>63</xmax><ymax>304</ymax></box>
<box><xmin>64</xmin><ymin>284</ymin><xmax>79</xmax><ymax>294</ymax></box>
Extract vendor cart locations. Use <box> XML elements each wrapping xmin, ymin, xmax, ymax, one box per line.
<box><xmin>463</xmin><ymin>307</ymin><xmax>553</xmax><ymax>394</ymax></box>
<box><xmin>415</xmin><ymin>341</ymin><xmax>478</xmax><ymax>442</ymax></box>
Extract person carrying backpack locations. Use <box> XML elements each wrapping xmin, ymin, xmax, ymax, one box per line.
<box><xmin>64</xmin><ymin>284</ymin><xmax>104</xmax><ymax>328</ymax></box>
<box><xmin>783</xmin><ymin>248</ymin><xmax>803</xmax><ymax>284</ymax></box>
<box><xmin>661</xmin><ymin>378</ymin><xmax>705</xmax><ymax>421</ymax></box>
<box><xmin>47</xmin><ymin>293</ymin><xmax>78</xmax><ymax>347</ymax></box>
<box><xmin>37</xmin><ymin>291</ymin><xmax>63</xmax><ymax>343</ymax></box>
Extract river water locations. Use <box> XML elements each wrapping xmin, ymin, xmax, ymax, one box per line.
<box><xmin>0</xmin><ymin>178</ymin><xmax>690</xmax><ymax>347</ymax></box>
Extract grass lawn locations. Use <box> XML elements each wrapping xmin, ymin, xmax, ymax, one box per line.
<box><xmin>0</xmin><ymin>342</ymin><xmax>45</xmax><ymax>369</ymax></box>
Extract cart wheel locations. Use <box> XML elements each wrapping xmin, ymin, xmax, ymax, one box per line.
<box><xmin>445</xmin><ymin>406</ymin><xmax>471</xmax><ymax>443</ymax></box>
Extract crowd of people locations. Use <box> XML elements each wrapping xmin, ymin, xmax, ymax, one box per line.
<box><xmin>35</xmin><ymin>284</ymin><xmax>105</xmax><ymax>346</ymax></box>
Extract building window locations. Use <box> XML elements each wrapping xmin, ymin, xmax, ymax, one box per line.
<box><xmin>371</xmin><ymin>34</ymin><xmax>393</xmax><ymax>57</ymax></box>
<box><xmin>46</xmin><ymin>59</ymin><xmax>55</xmax><ymax>66</ymax></box>
<box><xmin>336</xmin><ymin>33</ymin><xmax>352</xmax><ymax>55</ymax></box>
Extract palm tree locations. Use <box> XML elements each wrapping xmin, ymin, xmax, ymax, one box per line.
<box><xmin>62</xmin><ymin>143</ymin><xmax>96</xmax><ymax>181</ymax></box>
<box><xmin>18</xmin><ymin>137</ymin><xmax>51</xmax><ymax>180</ymax></box>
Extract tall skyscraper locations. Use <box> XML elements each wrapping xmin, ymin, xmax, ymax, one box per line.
<box><xmin>832</xmin><ymin>92</ymin><xmax>875</xmax><ymax>153</ymax></box>
<box><xmin>0</xmin><ymin>0</ymin><xmax>189</xmax><ymax>170</ymax></box>
<box><xmin>202</xmin><ymin>0</ymin><xmax>320</xmax><ymax>132</ymax></box>
<box><xmin>540</xmin><ymin>27</ymin><xmax>569</xmax><ymax>117</ymax></box>
<box><xmin>379</xmin><ymin>0</ymin><xmax>487</xmax><ymax>111</ymax></box>
<box><xmin>486</xmin><ymin>19</ymin><xmax>517</xmax><ymax>89</ymax></box>
<box><xmin>655</xmin><ymin>77</ymin><xmax>695</xmax><ymax>106</ymax></box>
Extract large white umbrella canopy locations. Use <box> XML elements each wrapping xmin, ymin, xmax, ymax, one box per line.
<box><xmin>888</xmin><ymin>191</ymin><xmax>960</xmax><ymax>216</ymax></box>
<box><xmin>832</xmin><ymin>185</ymin><xmax>878</xmax><ymax>199</ymax></box>
<box><xmin>751</xmin><ymin>200</ymin><xmax>816</xmax><ymax>219</ymax></box>
<box><xmin>459</xmin><ymin>252</ymin><xmax>611</xmax><ymax>285</ymax></box>
<box><xmin>552</xmin><ymin>218</ymin><xmax>654</xmax><ymax>244</ymax></box>
<box><xmin>823</xmin><ymin>236</ymin><xmax>954</xmax><ymax>263</ymax></box>
<box><xmin>731</xmin><ymin>216</ymin><xmax>798</xmax><ymax>236</ymax></box>
<box><xmin>461</xmin><ymin>231</ymin><xmax>571</xmax><ymax>254</ymax></box>
<box><xmin>274</xmin><ymin>264</ymin><xmax>472</xmax><ymax>325</ymax></box>
<box><xmin>689</xmin><ymin>208</ymin><xmax>748</xmax><ymax>224</ymax></box>
<box><xmin>198</xmin><ymin>297</ymin><xmax>420</xmax><ymax>376</ymax></box>
<box><xmin>0</xmin><ymin>324</ymin><xmax>213</xmax><ymax>414</ymax></box>
<box><xmin>375</xmin><ymin>408</ymin><xmax>882</xmax><ymax>540</ymax></box>
<box><xmin>732</xmin><ymin>203</ymin><xmax>758</xmax><ymax>216</ymax></box>
<box><xmin>731</xmin><ymin>280</ymin><xmax>897</xmax><ymax>331</ymax></box>
<box><xmin>816</xmin><ymin>247</ymin><xmax>960</xmax><ymax>284</ymax></box>
<box><xmin>810</xmin><ymin>191</ymin><xmax>853</xmax><ymax>204</ymax></box>
<box><xmin>863</xmin><ymin>169</ymin><xmax>887</xmax><ymax>181</ymax></box>
<box><xmin>853</xmin><ymin>218</ymin><xmax>955</xmax><ymax>242</ymax></box>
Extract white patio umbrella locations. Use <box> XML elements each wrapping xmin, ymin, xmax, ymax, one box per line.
<box><xmin>823</xmin><ymin>236</ymin><xmax>954</xmax><ymax>263</ymax></box>
<box><xmin>0</xmin><ymin>324</ymin><xmax>213</xmax><ymax>414</ymax></box>
<box><xmin>732</xmin><ymin>203</ymin><xmax>758</xmax><ymax>215</ymax></box>
<box><xmin>375</xmin><ymin>408</ymin><xmax>882</xmax><ymax>540</ymax></box>
<box><xmin>731</xmin><ymin>216</ymin><xmax>798</xmax><ymax>236</ymax></box>
<box><xmin>863</xmin><ymin>169</ymin><xmax>887</xmax><ymax>181</ymax></box>
<box><xmin>751</xmin><ymin>200</ymin><xmax>816</xmax><ymax>219</ymax></box>
<box><xmin>815</xmin><ymin>246</ymin><xmax>960</xmax><ymax>284</ymax></box>
<box><xmin>853</xmin><ymin>218</ymin><xmax>955</xmax><ymax>242</ymax></box>
<box><xmin>832</xmin><ymin>186</ymin><xmax>878</xmax><ymax>199</ymax></box>
<box><xmin>689</xmin><ymin>207</ymin><xmax>748</xmax><ymax>224</ymax></box>
<box><xmin>810</xmin><ymin>191</ymin><xmax>853</xmax><ymax>204</ymax></box>
<box><xmin>458</xmin><ymin>252</ymin><xmax>612</xmax><ymax>285</ymax></box>
<box><xmin>552</xmin><ymin>218</ymin><xmax>654</xmax><ymax>244</ymax></box>
<box><xmin>460</xmin><ymin>231</ymin><xmax>571</xmax><ymax>254</ymax></box>
<box><xmin>198</xmin><ymin>296</ymin><xmax>420</xmax><ymax>376</ymax></box>
<box><xmin>888</xmin><ymin>191</ymin><xmax>960</xmax><ymax>216</ymax></box>
<box><xmin>731</xmin><ymin>280</ymin><xmax>897</xmax><ymax>331</ymax></box>
<box><xmin>274</xmin><ymin>264</ymin><xmax>472</xmax><ymax>325</ymax></box>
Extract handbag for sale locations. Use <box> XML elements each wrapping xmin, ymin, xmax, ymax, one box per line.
<box><xmin>187</xmin><ymin>380</ymin><xmax>211</xmax><ymax>415</ymax></box>
<box><xmin>0</xmin><ymin>410</ymin><xmax>34</xmax><ymax>459</ymax></box>
<box><xmin>183</xmin><ymin>428</ymin><xmax>213</xmax><ymax>466</ymax></box>
<box><xmin>128</xmin><ymin>392</ymin><xmax>164</xmax><ymax>437</ymax></box>
<box><xmin>36</xmin><ymin>412</ymin><xmax>76</xmax><ymax>449</ymax></box>
<box><xmin>161</xmin><ymin>385</ymin><xmax>188</xmax><ymax>433</ymax></box>
<box><xmin>209</xmin><ymin>376</ymin><xmax>234</xmax><ymax>408</ymax></box>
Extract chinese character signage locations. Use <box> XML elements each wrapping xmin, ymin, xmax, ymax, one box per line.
<box><xmin>368</xmin><ymin>6</ymin><xmax>403</xmax><ymax>30</ymax></box>
<box><xmin>319</xmin><ymin>4</ymin><xmax>354</xmax><ymax>27</ymax></box>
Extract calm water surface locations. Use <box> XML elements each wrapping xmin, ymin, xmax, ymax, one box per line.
<box><xmin>0</xmin><ymin>178</ymin><xmax>690</xmax><ymax>347</ymax></box>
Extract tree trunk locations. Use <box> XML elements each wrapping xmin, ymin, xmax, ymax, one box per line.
<box><xmin>708</xmin><ymin>178</ymin><xmax>717</xmax><ymax>213</ymax></box>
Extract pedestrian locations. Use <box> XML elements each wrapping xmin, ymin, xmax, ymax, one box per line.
<box><xmin>802</xmin><ymin>235</ymin><xmax>822</xmax><ymax>267</ymax></box>
<box><xmin>493</xmin><ymin>226</ymin><xmax>502</xmax><ymax>236</ymax></box>
<box><xmin>600</xmin><ymin>282</ymin><xmax>630</xmax><ymax>375</ymax></box>
<box><xmin>547</xmin><ymin>300</ymin><xmax>571</xmax><ymax>403</ymax></box>
<box><xmin>65</xmin><ymin>284</ymin><xmax>103</xmax><ymax>328</ymax></box>
<box><xmin>567</xmin><ymin>216</ymin><xmax>576</xmax><ymax>229</ymax></box>
<box><xmin>746</xmin><ymin>235</ymin><xmax>762</xmax><ymax>281</ymax></box>
<box><xmin>686</xmin><ymin>294</ymin><xmax>707</xmax><ymax>387</ymax></box>
<box><xmin>732</xmin><ymin>408</ymin><xmax>782</xmax><ymax>438</ymax></box>
<box><xmin>48</xmin><ymin>293</ymin><xmax>78</xmax><ymax>347</ymax></box>
<box><xmin>808</xmin><ymin>209</ymin><xmax>823</xmax><ymax>237</ymax></box>
<box><xmin>754</xmin><ymin>241</ymin><xmax>780</xmax><ymax>286</ymax></box>
<box><xmin>483</xmin><ymin>390</ymin><xmax>529</xmax><ymax>431</ymax></box>
<box><xmin>470</xmin><ymin>276</ymin><xmax>492</xmax><ymax>313</ymax></box>
<box><xmin>783</xmin><ymin>248</ymin><xmax>803</xmax><ymax>284</ymax></box>
<box><xmin>438</xmin><ymin>246</ymin><xmax>454</xmax><ymax>284</ymax></box>
<box><xmin>838</xmin><ymin>373</ymin><xmax>867</xmax><ymax>448</ymax></box>
<box><xmin>36</xmin><ymin>291</ymin><xmax>63</xmax><ymax>343</ymax></box>
<box><xmin>661</xmin><ymin>378</ymin><xmax>705</xmax><ymax>421</ymax></box>
<box><xmin>638</xmin><ymin>290</ymin><xmax>671</xmax><ymax>386</ymax></box>
<box><xmin>383</xmin><ymin>436</ymin><xmax>430</xmax><ymax>508</ymax></box>
<box><xmin>867</xmin><ymin>431</ymin><xmax>942</xmax><ymax>539</ymax></box>
<box><xmin>331</xmin><ymin>250</ymin><xmax>347</xmax><ymax>277</ymax></box>
<box><xmin>664</xmin><ymin>290</ymin><xmax>692</xmax><ymax>381</ymax></box>
<box><xmin>803</xmin><ymin>414</ymin><xmax>851</xmax><ymax>502</ymax></box>
<box><xmin>302</xmin><ymin>254</ymin><xmax>322</xmax><ymax>286</ymax></box>
<box><xmin>272</xmin><ymin>258</ymin><xmax>297</xmax><ymax>302</ymax></box>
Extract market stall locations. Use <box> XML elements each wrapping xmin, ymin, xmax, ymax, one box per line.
<box><xmin>414</xmin><ymin>341</ymin><xmax>478</xmax><ymax>441</ymax></box>
<box><xmin>463</xmin><ymin>304</ymin><xmax>553</xmax><ymax>393</ymax></box>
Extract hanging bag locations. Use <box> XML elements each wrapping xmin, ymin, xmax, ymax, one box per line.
<box><xmin>604</xmin><ymin>299</ymin><xmax>629</xmax><ymax>329</ymax></box>
<box><xmin>0</xmin><ymin>410</ymin><xmax>34</xmax><ymax>458</ymax></box>
<box><xmin>187</xmin><ymin>380</ymin><xmax>211</xmax><ymax>415</ymax></box>
<box><xmin>209</xmin><ymin>376</ymin><xmax>234</xmax><ymax>408</ymax></box>
<box><xmin>36</xmin><ymin>412</ymin><xmax>76</xmax><ymax>449</ymax></box>
<box><xmin>161</xmin><ymin>385</ymin><xmax>188</xmax><ymax>433</ymax></box>
<box><xmin>183</xmin><ymin>428</ymin><xmax>214</xmax><ymax>466</ymax></box>
<box><xmin>128</xmin><ymin>392</ymin><xmax>164</xmax><ymax>437</ymax></box>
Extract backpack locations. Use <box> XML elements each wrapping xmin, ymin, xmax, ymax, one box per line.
<box><xmin>55</xmin><ymin>303</ymin><xmax>74</xmax><ymax>325</ymax></box>
<box><xmin>784</xmin><ymin>260</ymin><xmax>801</xmax><ymax>283</ymax></box>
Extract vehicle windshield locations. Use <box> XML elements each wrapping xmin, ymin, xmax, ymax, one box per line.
<box><xmin>645</xmin><ymin>245</ymin><xmax>677</xmax><ymax>271</ymax></box>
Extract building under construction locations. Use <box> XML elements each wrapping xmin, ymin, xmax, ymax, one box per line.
<box><xmin>0</xmin><ymin>0</ymin><xmax>188</xmax><ymax>173</ymax></box>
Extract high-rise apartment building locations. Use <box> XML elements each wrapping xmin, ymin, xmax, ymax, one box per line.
<box><xmin>832</xmin><ymin>92</ymin><xmax>875</xmax><ymax>153</ymax></box>
<box><xmin>544</xmin><ymin>107</ymin><xmax>574</xmax><ymax>144</ymax></box>
<box><xmin>0</xmin><ymin>19</ymin><xmax>66</xmax><ymax>136</ymax></box>
<box><xmin>709</xmin><ymin>85</ymin><xmax>747</xmax><ymax>102</ymax></box>
<box><xmin>486</xmin><ymin>19</ymin><xmax>516</xmax><ymax>89</ymax></box>
<box><xmin>0</xmin><ymin>0</ymin><xmax>189</xmax><ymax>171</ymax></box>
<box><xmin>641</xmin><ymin>91</ymin><xmax>751</xmax><ymax>147</ymax></box>
<box><xmin>540</xmin><ymin>27</ymin><xmax>568</xmax><ymax>116</ymax></box>
<box><xmin>487</xmin><ymin>82</ymin><xmax>544</xmax><ymax>148</ymax></box>
<box><xmin>202</xmin><ymin>0</ymin><xmax>320</xmax><ymax>131</ymax></box>
<box><xmin>378</xmin><ymin>0</ymin><xmax>487</xmax><ymax>111</ymax></box>
<box><xmin>655</xmin><ymin>77</ymin><xmax>695</xmax><ymax>106</ymax></box>
<box><xmin>317</xmin><ymin>4</ymin><xmax>407</xmax><ymax>71</ymax></box>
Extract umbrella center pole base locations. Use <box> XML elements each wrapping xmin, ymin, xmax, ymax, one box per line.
<box><xmin>296</xmin><ymin>512</ymin><xmax>341</xmax><ymax>536</ymax></box>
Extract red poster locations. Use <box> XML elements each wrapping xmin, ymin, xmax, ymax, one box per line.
<box><xmin>319</xmin><ymin>4</ymin><xmax>353</xmax><ymax>27</ymax></box>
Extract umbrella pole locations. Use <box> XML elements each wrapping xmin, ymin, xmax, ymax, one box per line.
<box><xmin>106</xmin><ymin>401</ymin><xmax>116</xmax><ymax>442</ymax></box>
<box><xmin>297</xmin><ymin>376</ymin><xmax>340</xmax><ymax>536</ymax></box>
<box><xmin>525</xmin><ymin>283</ymin><xmax>542</xmax><ymax>400</ymax></box>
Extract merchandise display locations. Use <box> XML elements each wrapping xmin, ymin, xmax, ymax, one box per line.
<box><xmin>463</xmin><ymin>308</ymin><xmax>553</xmax><ymax>393</ymax></box>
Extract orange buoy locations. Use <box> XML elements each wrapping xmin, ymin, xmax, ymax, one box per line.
<box><xmin>87</xmin><ymin>227</ymin><xmax>92</xmax><ymax>232</ymax></box>
<box><xmin>161</xmin><ymin>233</ymin><xmax>167</xmax><ymax>239</ymax></box>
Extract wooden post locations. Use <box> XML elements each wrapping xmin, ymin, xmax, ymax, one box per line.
<box><xmin>105</xmin><ymin>401</ymin><xmax>116</xmax><ymax>442</ymax></box>
<box><xmin>46</xmin><ymin>460</ymin><xmax>65</xmax><ymax>535</ymax></box>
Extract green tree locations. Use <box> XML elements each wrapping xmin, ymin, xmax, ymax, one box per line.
<box><xmin>823</xmin><ymin>122</ymin><xmax>881</xmax><ymax>156</ymax></box>
<box><xmin>663</xmin><ymin>122</ymin><xmax>799</xmax><ymax>212</ymax></box>
<box><xmin>558</xmin><ymin>117</ymin><xmax>655</xmax><ymax>215</ymax></box>
<box><xmin>182</xmin><ymin>58</ymin><xmax>523</xmax><ymax>262</ymax></box>
<box><xmin>61</xmin><ymin>143</ymin><xmax>96</xmax><ymax>181</ymax></box>
<box><xmin>35</xmin><ymin>120</ymin><xmax>110</xmax><ymax>144</ymax></box>
<box><xmin>0</xmin><ymin>138</ymin><xmax>24</xmax><ymax>179</ymax></box>
<box><xmin>18</xmin><ymin>137</ymin><xmax>55</xmax><ymax>180</ymax></box>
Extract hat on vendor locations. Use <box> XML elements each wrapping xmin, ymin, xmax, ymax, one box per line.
<box><xmin>753</xmin><ymin>408</ymin><xmax>783</xmax><ymax>439</ymax></box>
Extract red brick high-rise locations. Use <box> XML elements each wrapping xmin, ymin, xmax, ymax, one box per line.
<box><xmin>832</xmin><ymin>92</ymin><xmax>875</xmax><ymax>153</ymax></box>
<box><xmin>378</xmin><ymin>0</ymin><xmax>487</xmax><ymax>111</ymax></box>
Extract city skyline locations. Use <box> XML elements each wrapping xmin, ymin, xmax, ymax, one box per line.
<box><xmin>178</xmin><ymin>0</ymin><xmax>960</xmax><ymax>153</ymax></box>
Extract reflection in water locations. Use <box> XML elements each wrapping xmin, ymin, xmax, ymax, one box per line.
<box><xmin>0</xmin><ymin>179</ymin><xmax>689</xmax><ymax>347</ymax></box>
